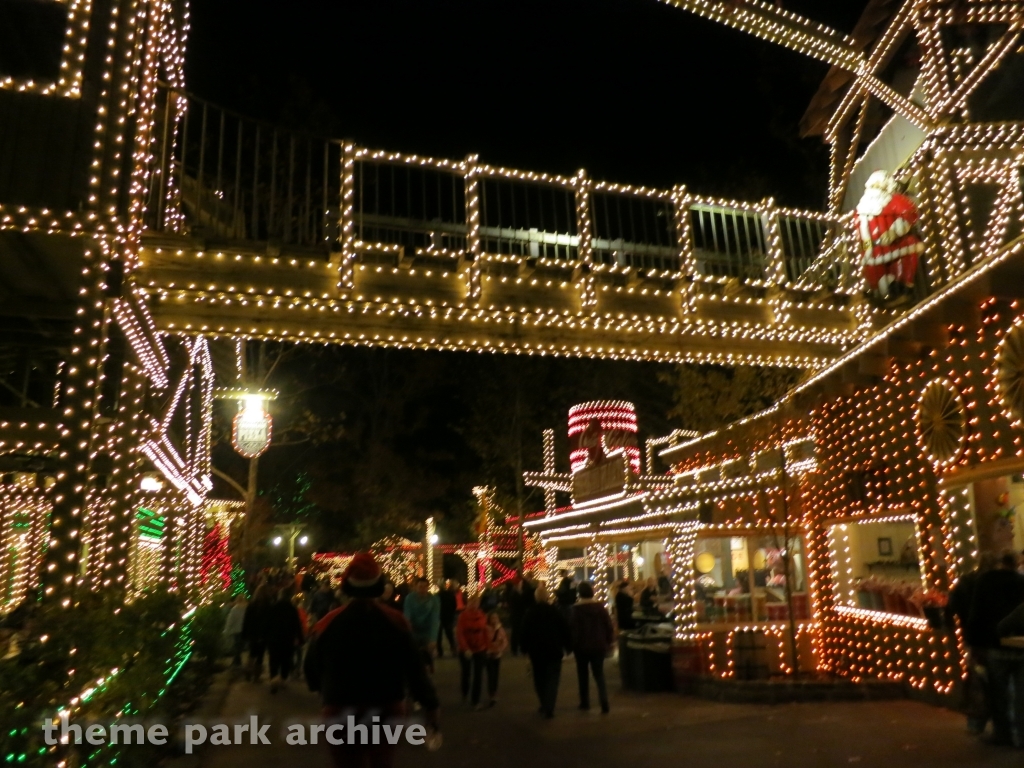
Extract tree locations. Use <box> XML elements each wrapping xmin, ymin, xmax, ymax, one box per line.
<box><xmin>267</xmin><ymin>471</ymin><xmax>318</xmax><ymax>524</ymax></box>
<box><xmin>211</xmin><ymin>341</ymin><xmax>343</xmax><ymax>568</ymax></box>
<box><xmin>659</xmin><ymin>364</ymin><xmax>801</xmax><ymax>434</ymax></box>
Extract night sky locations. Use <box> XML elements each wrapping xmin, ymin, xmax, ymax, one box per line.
<box><xmin>191</xmin><ymin>1</ymin><xmax>872</xmax><ymax>547</ymax></box>
<box><xmin>186</xmin><ymin>0</ymin><xmax>868</xmax><ymax>207</ymax></box>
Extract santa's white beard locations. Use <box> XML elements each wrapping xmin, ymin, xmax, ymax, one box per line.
<box><xmin>857</xmin><ymin>187</ymin><xmax>892</xmax><ymax>218</ymax></box>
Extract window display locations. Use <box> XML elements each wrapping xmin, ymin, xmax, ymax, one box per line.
<box><xmin>971</xmin><ymin>474</ymin><xmax>1024</xmax><ymax>557</ymax></box>
<box><xmin>693</xmin><ymin>533</ymin><xmax>808</xmax><ymax>625</ymax></box>
<box><xmin>828</xmin><ymin>516</ymin><xmax>925</xmax><ymax>618</ymax></box>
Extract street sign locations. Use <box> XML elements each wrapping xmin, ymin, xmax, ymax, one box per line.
<box><xmin>232</xmin><ymin>397</ymin><xmax>272</xmax><ymax>458</ymax></box>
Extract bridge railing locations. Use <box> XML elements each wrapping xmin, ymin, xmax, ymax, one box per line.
<box><xmin>145</xmin><ymin>90</ymin><xmax>857</xmax><ymax>294</ymax></box>
<box><xmin>590</xmin><ymin>183</ymin><xmax>680</xmax><ymax>275</ymax></box>
<box><xmin>476</xmin><ymin>166</ymin><xmax>580</xmax><ymax>264</ymax></box>
<box><xmin>352</xmin><ymin>151</ymin><xmax>467</xmax><ymax>263</ymax></box>
<box><xmin>147</xmin><ymin>87</ymin><xmax>340</xmax><ymax>251</ymax></box>
<box><xmin>688</xmin><ymin>200</ymin><xmax>771</xmax><ymax>283</ymax></box>
<box><xmin>775</xmin><ymin>208</ymin><xmax>857</xmax><ymax>293</ymax></box>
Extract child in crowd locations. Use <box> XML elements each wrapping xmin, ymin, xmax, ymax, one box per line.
<box><xmin>485</xmin><ymin>611</ymin><xmax>508</xmax><ymax>707</ymax></box>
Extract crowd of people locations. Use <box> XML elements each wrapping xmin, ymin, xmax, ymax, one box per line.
<box><xmin>221</xmin><ymin>559</ymin><xmax>641</xmax><ymax>765</ymax></box>
<box><xmin>946</xmin><ymin>549</ymin><xmax>1024</xmax><ymax>748</ymax></box>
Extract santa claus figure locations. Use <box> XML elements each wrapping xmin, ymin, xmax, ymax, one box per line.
<box><xmin>854</xmin><ymin>170</ymin><xmax>924</xmax><ymax>300</ymax></box>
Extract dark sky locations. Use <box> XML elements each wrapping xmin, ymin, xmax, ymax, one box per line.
<box><xmin>187</xmin><ymin>0</ymin><xmax>868</xmax><ymax>209</ymax></box>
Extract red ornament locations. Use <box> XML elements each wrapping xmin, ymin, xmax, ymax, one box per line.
<box><xmin>201</xmin><ymin>524</ymin><xmax>232</xmax><ymax>592</ymax></box>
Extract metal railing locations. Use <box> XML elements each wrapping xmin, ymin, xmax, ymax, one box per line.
<box><xmin>477</xmin><ymin>173</ymin><xmax>578</xmax><ymax>261</ymax></box>
<box><xmin>777</xmin><ymin>211</ymin><xmax>856</xmax><ymax>291</ymax></box>
<box><xmin>145</xmin><ymin>87</ymin><xmax>855</xmax><ymax>292</ymax></box>
<box><xmin>353</xmin><ymin>154</ymin><xmax>466</xmax><ymax>260</ymax></box>
<box><xmin>690</xmin><ymin>203</ymin><xmax>770</xmax><ymax>282</ymax></box>
<box><xmin>591</xmin><ymin>188</ymin><xmax>679</xmax><ymax>273</ymax></box>
<box><xmin>147</xmin><ymin>87</ymin><xmax>340</xmax><ymax>251</ymax></box>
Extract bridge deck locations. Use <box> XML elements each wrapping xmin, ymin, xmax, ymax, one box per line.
<box><xmin>140</xmin><ymin>235</ymin><xmax>865</xmax><ymax>366</ymax></box>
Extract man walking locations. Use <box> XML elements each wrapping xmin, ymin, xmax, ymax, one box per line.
<box><xmin>305</xmin><ymin>553</ymin><xmax>440</xmax><ymax>768</ymax></box>
<box><xmin>570</xmin><ymin>581</ymin><xmax>614</xmax><ymax>714</ymax></box>
<box><xmin>947</xmin><ymin>551</ymin><xmax>997</xmax><ymax>734</ymax></box>
<box><xmin>437</xmin><ymin>579</ymin><xmax>459</xmax><ymax>657</ymax></box>
<box><xmin>522</xmin><ymin>583</ymin><xmax>571</xmax><ymax>719</ymax></box>
<box><xmin>555</xmin><ymin>569</ymin><xmax>577</xmax><ymax>621</ymax></box>
<box><xmin>966</xmin><ymin>550</ymin><xmax>1024</xmax><ymax>745</ymax></box>
<box><xmin>404</xmin><ymin>576</ymin><xmax>440</xmax><ymax>672</ymax></box>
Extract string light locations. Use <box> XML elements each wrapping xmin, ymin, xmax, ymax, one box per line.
<box><xmin>0</xmin><ymin>0</ymin><xmax>1022</xmax><ymax>706</ymax></box>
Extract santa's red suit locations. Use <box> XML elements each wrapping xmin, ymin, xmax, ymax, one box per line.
<box><xmin>854</xmin><ymin>173</ymin><xmax>923</xmax><ymax>298</ymax></box>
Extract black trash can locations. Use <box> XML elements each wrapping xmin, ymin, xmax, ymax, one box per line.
<box><xmin>630</xmin><ymin>637</ymin><xmax>673</xmax><ymax>692</ymax></box>
<box><xmin>618</xmin><ymin>633</ymin><xmax>638</xmax><ymax>689</ymax></box>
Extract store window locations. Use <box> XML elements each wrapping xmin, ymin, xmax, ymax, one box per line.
<box><xmin>972</xmin><ymin>474</ymin><xmax>1024</xmax><ymax>557</ymax></box>
<box><xmin>828</xmin><ymin>517</ymin><xmax>924</xmax><ymax>617</ymax></box>
<box><xmin>693</xmin><ymin>533</ymin><xmax>808</xmax><ymax>624</ymax></box>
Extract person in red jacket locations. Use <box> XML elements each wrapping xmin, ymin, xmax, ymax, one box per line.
<box><xmin>304</xmin><ymin>553</ymin><xmax>440</xmax><ymax>768</ymax></box>
<box><xmin>854</xmin><ymin>170</ymin><xmax>924</xmax><ymax>301</ymax></box>
<box><xmin>455</xmin><ymin>593</ymin><xmax>489</xmax><ymax>709</ymax></box>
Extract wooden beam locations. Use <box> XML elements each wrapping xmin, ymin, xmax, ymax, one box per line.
<box><xmin>659</xmin><ymin>0</ymin><xmax>862</xmax><ymax>72</ymax></box>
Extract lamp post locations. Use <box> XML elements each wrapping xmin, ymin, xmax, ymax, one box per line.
<box><xmin>271</xmin><ymin>524</ymin><xmax>305</xmax><ymax>570</ymax></box>
<box><xmin>425</xmin><ymin>517</ymin><xmax>439</xmax><ymax>587</ymax></box>
<box><xmin>211</xmin><ymin>386</ymin><xmax>278</xmax><ymax>571</ymax></box>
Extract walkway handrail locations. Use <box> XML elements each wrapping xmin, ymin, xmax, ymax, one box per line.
<box><xmin>145</xmin><ymin>86</ymin><xmax>855</xmax><ymax>294</ymax></box>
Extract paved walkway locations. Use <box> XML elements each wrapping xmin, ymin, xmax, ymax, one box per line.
<box><xmin>195</xmin><ymin>655</ymin><xmax>1020</xmax><ymax>768</ymax></box>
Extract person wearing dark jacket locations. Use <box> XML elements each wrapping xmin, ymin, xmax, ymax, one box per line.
<box><xmin>947</xmin><ymin>551</ymin><xmax>997</xmax><ymax>734</ymax></box>
<box><xmin>570</xmin><ymin>581</ymin><xmax>614</xmax><ymax>713</ymax></box>
<box><xmin>242</xmin><ymin>585</ymin><xmax>273</xmax><ymax>682</ymax></box>
<box><xmin>437</xmin><ymin>579</ymin><xmax>460</xmax><ymax>657</ymax></box>
<box><xmin>506</xmin><ymin>578</ymin><xmax>526</xmax><ymax>656</ymax></box>
<box><xmin>266</xmin><ymin>587</ymin><xmax>305</xmax><ymax>692</ymax></box>
<box><xmin>521</xmin><ymin>574</ymin><xmax>538</xmax><ymax>611</ymax></box>
<box><xmin>614</xmin><ymin>580</ymin><xmax>636</xmax><ymax>631</ymax></box>
<box><xmin>639</xmin><ymin>577</ymin><xmax>662</xmax><ymax>616</ymax></box>
<box><xmin>555</xmin><ymin>571</ymin><xmax>577</xmax><ymax>620</ymax></box>
<box><xmin>310</xmin><ymin>581</ymin><xmax>338</xmax><ymax>621</ymax></box>
<box><xmin>998</xmin><ymin>598</ymin><xmax>1024</xmax><ymax>638</ymax></box>
<box><xmin>966</xmin><ymin>551</ymin><xmax>1024</xmax><ymax>745</ymax></box>
<box><xmin>304</xmin><ymin>552</ymin><xmax>439</xmax><ymax>768</ymax></box>
<box><xmin>521</xmin><ymin>583</ymin><xmax>571</xmax><ymax>718</ymax></box>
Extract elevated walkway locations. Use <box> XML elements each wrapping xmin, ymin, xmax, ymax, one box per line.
<box><xmin>138</xmin><ymin>90</ymin><xmax>872</xmax><ymax>367</ymax></box>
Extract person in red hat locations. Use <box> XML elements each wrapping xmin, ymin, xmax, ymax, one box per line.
<box><xmin>305</xmin><ymin>552</ymin><xmax>440</xmax><ymax>767</ymax></box>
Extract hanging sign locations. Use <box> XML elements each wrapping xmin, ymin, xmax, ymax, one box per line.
<box><xmin>232</xmin><ymin>396</ymin><xmax>272</xmax><ymax>458</ymax></box>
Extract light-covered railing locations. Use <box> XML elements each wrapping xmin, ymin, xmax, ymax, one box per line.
<box><xmin>146</xmin><ymin>87</ymin><xmax>856</xmax><ymax>294</ymax></box>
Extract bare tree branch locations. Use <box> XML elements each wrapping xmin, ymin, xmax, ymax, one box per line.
<box><xmin>213</xmin><ymin>465</ymin><xmax>248</xmax><ymax>500</ymax></box>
